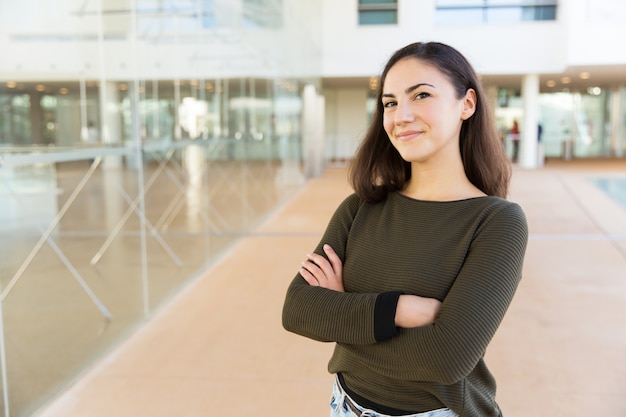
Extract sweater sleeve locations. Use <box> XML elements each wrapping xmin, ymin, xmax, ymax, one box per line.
<box><xmin>282</xmin><ymin>194</ymin><xmax>400</xmax><ymax>344</ymax></box>
<box><xmin>357</xmin><ymin>202</ymin><xmax>528</xmax><ymax>384</ymax></box>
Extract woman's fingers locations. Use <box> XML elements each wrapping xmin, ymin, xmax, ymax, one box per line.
<box><xmin>299</xmin><ymin>245</ymin><xmax>344</xmax><ymax>292</ymax></box>
<box><xmin>299</xmin><ymin>264</ymin><xmax>320</xmax><ymax>286</ymax></box>
<box><xmin>323</xmin><ymin>244</ymin><xmax>343</xmax><ymax>277</ymax></box>
<box><xmin>306</xmin><ymin>251</ymin><xmax>334</xmax><ymax>280</ymax></box>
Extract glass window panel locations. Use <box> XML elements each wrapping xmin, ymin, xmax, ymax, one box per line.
<box><xmin>522</xmin><ymin>5</ymin><xmax>557</xmax><ymax>21</ymax></box>
<box><xmin>359</xmin><ymin>0</ymin><xmax>397</xmax><ymax>5</ymax></box>
<box><xmin>486</xmin><ymin>7</ymin><xmax>523</xmax><ymax>23</ymax></box>
<box><xmin>0</xmin><ymin>0</ymin><xmax>319</xmax><ymax>414</ymax></box>
<box><xmin>435</xmin><ymin>8</ymin><xmax>484</xmax><ymax>25</ymax></box>
<box><xmin>492</xmin><ymin>0</ymin><xmax>527</xmax><ymax>5</ymax></box>
<box><xmin>0</xmin><ymin>94</ymin><xmax>32</xmax><ymax>145</ymax></box>
<box><xmin>359</xmin><ymin>10</ymin><xmax>398</xmax><ymax>25</ymax></box>
<box><xmin>435</xmin><ymin>0</ymin><xmax>483</xmax><ymax>6</ymax></box>
<box><xmin>437</xmin><ymin>3</ymin><xmax>557</xmax><ymax>23</ymax></box>
<box><xmin>243</xmin><ymin>0</ymin><xmax>283</xmax><ymax>28</ymax></box>
<box><xmin>437</xmin><ymin>0</ymin><xmax>557</xmax><ymax>5</ymax></box>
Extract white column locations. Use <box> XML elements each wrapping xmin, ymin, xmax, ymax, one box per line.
<box><xmin>302</xmin><ymin>84</ymin><xmax>325</xmax><ymax>178</ymax></box>
<box><xmin>609</xmin><ymin>87</ymin><xmax>624</xmax><ymax>157</ymax></box>
<box><xmin>520</xmin><ymin>74</ymin><xmax>540</xmax><ymax>169</ymax></box>
<box><xmin>101</xmin><ymin>81</ymin><xmax>123</xmax><ymax>169</ymax></box>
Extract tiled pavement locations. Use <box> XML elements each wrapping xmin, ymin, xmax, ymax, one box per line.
<box><xmin>34</xmin><ymin>161</ymin><xmax>626</xmax><ymax>417</ymax></box>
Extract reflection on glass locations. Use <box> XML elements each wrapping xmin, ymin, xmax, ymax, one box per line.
<box><xmin>0</xmin><ymin>0</ymin><xmax>320</xmax><ymax>414</ymax></box>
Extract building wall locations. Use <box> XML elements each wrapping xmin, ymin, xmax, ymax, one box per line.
<box><xmin>320</xmin><ymin>0</ymin><xmax>626</xmax><ymax>78</ymax></box>
<box><xmin>323</xmin><ymin>88</ymin><xmax>368</xmax><ymax>161</ymax></box>
<box><xmin>565</xmin><ymin>0</ymin><xmax>626</xmax><ymax>66</ymax></box>
<box><xmin>320</xmin><ymin>0</ymin><xmax>562</xmax><ymax>77</ymax></box>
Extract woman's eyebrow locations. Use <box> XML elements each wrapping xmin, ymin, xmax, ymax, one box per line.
<box><xmin>404</xmin><ymin>82</ymin><xmax>435</xmax><ymax>94</ymax></box>
<box><xmin>382</xmin><ymin>82</ymin><xmax>435</xmax><ymax>98</ymax></box>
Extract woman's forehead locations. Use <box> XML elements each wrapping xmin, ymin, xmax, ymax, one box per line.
<box><xmin>383</xmin><ymin>59</ymin><xmax>446</xmax><ymax>91</ymax></box>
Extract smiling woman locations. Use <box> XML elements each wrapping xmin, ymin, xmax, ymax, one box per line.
<box><xmin>282</xmin><ymin>42</ymin><xmax>528</xmax><ymax>417</ymax></box>
<box><xmin>351</xmin><ymin>42</ymin><xmax>511</xmax><ymax>204</ymax></box>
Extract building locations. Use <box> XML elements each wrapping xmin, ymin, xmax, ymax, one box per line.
<box><xmin>2</xmin><ymin>1</ymin><xmax>626</xmax><ymax>166</ymax></box>
<box><xmin>320</xmin><ymin>0</ymin><xmax>626</xmax><ymax>166</ymax></box>
<box><xmin>0</xmin><ymin>0</ymin><xmax>625</xmax><ymax>416</ymax></box>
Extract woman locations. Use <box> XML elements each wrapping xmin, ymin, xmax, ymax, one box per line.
<box><xmin>510</xmin><ymin>119</ymin><xmax>520</xmax><ymax>162</ymax></box>
<box><xmin>282</xmin><ymin>42</ymin><xmax>528</xmax><ymax>417</ymax></box>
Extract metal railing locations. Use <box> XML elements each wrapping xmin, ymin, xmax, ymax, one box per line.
<box><xmin>0</xmin><ymin>139</ymin><xmax>304</xmax><ymax>417</ymax></box>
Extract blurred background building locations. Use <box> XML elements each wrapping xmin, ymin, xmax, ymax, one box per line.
<box><xmin>0</xmin><ymin>0</ymin><xmax>624</xmax><ymax>416</ymax></box>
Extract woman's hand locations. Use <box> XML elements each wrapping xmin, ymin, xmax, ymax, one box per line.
<box><xmin>395</xmin><ymin>295</ymin><xmax>442</xmax><ymax>328</ymax></box>
<box><xmin>300</xmin><ymin>244</ymin><xmax>344</xmax><ymax>292</ymax></box>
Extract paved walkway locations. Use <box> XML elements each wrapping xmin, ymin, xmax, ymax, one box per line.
<box><xmin>34</xmin><ymin>161</ymin><xmax>626</xmax><ymax>417</ymax></box>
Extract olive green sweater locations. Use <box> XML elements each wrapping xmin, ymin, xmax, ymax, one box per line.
<box><xmin>282</xmin><ymin>192</ymin><xmax>528</xmax><ymax>417</ymax></box>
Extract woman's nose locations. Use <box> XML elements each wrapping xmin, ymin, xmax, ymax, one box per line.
<box><xmin>395</xmin><ymin>101</ymin><xmax>415</xmax><ymax>124</ymax></box>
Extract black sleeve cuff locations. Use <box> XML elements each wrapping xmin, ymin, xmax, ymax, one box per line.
<box><xmin>374</xmin><ymin>291</ymin><xmax>402</xmax><ymax>342</ymax></box>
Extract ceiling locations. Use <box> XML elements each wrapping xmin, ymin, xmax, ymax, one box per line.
<box><xmin>1</xmin><ymin>63</ymin><xmax>624</xmax><ymax>98</ymax></box>
<box><xmin>322</xmin><ymin>64</ymin><xmax>626</xmax><ymax>94</ymax></box>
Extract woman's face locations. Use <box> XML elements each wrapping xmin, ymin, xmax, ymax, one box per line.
<box><xmin>381</xmin><ymin>58</ymin><xmax>476</xmax><ymax>165</ymax></box>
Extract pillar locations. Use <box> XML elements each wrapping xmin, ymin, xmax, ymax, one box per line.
<box><xmin>520</xmin><ymin>74</ymin><xmax>540</xmax><ymax>169</ymax></box>
<box><xmin>29</xmin><ymin>92</ymin><xmax>44</xmax><ymax>145</ymax></box>
<box><xmin>609</xmin><ymin>87</ymin><xmax>624</xmax><ymax>157</ymax></box>
<box><xmin>302</xmin><ymin>84</ymin><xmax>325</xmax><ymax>178</ymax></box>
<box><xmin>100</xmin><ymin>81</ymin><xmax>123</xmax><ymax>169</ymax></box>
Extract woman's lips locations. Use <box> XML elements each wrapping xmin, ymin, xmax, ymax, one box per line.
<box><xmin>396</xmin><ymin>130</ymin><xmax>422</xmax><ymax>141</ymax></box>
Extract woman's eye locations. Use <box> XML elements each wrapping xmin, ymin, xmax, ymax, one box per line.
<box><xmin>413</xmin><ymin>92</ymin><xmax>430</xmax><ymax>100</ymax></box>
<box><xmin>383</xmin><ymin>101</ymin><xmax>397</xmax><ymax>108</ymax></box>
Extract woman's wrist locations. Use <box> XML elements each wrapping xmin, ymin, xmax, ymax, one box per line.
<box><xmin>395</xmin><ymin>295</ymin><xmax>441</xmax><ymax>328</ymax></box>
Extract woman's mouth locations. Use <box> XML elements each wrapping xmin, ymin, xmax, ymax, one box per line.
<box><xmin>396</xmin><ymin>130</ymin><xmax>422</xmax><ymax>141</ymax></box>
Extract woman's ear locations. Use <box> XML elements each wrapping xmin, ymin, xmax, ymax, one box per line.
<box><xmin>461</xmin><ymin>88</ymin><xmax>477</xmax><ymax>120</ymax></box>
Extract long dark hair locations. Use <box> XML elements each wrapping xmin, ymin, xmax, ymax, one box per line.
<box><xmin>349</xmin><ymin>41</ymin><xmax>511</xmax><ymax>202</ymax></box>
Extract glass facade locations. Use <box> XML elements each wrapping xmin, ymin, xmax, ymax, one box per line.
<box><xmin>495</xmin><ymin>87</ymin><xmax>626</xmax><ymax>160</ymax></box>
<box><xmin>26</xmin><ymin>77</ymin><xmax>303</xmax><ymax>159</ymax></box>
<box><xmin>358</xmin><ymin>0</ymin><xmax>398</xmax><ymax>25</ymax></box>
<box><xmin>435</xmin><ymin>0</ymin><xmax>557</xmax><ymax>24</ymax></box>
<box><xmin>0</xmin><ymin>1</ymin><xmax>321</xmax><ymax>416</ymax></box>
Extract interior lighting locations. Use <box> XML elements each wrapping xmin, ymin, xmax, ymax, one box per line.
<box><xmin>119</xmin><ymin>83</ymin><xmax>128</xmax><ymax>91</ymax></box>
<box><xmin>587</xmin><ymin>86</ymin><xmax>602</xmax><ymax>96</ymax></box>
<box><xmin>36</xmin><ymin>84</ymin><xmax>46</xmax><ymax>92</ymax></box>
<box><xmin>205</xmin><ymin>82</ymin><xmax>214</xmax><ymax>91</ymax></box>
<box><xmin>579</xmin><ymin>72</ymin><xmax>591</xmax><ymax>80</ymax></box>
<box><xmin>369</xmin><ymin>76</ymin><xmax>379</xmax><ymax>91</ymax></box>
<box><xmin>59</xmin><ymin>88</ymin><xmax>69</xmax><ymax>94</ymax></box>
<box><xmin>546</xmin><ymin>80</ymin><xmax>556</xmax><ymax>88</ymax></box>
<box><xmin>561</xmin><ymin>76</ymin><xmax>571</xmax><ymax>84</ymax></box>
<box><xmin>6</xmin><ymin>81</ymin><xmax>16</xmax><ymax>88</ymax></box>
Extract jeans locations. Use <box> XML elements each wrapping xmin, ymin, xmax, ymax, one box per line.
<box><xmin>329</xmin><ymin>377</ymin><xmax>459</xmax><ymax>417</ymax></box>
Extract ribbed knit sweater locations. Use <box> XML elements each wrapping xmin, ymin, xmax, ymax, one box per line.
<box><xmin>282</xmin><ymin>191</ymin><xmax>528</xmax><ymax>417</ymax></box>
